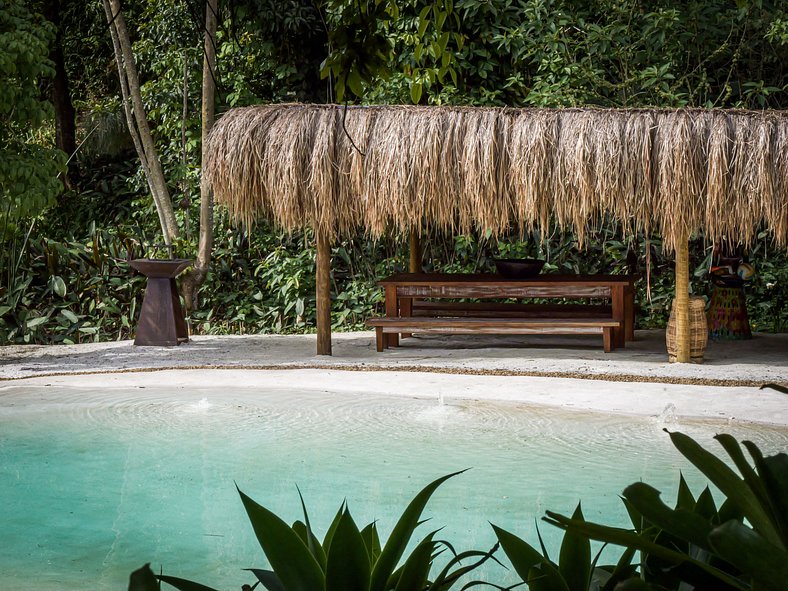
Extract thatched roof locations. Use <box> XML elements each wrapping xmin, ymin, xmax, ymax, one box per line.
<box><xmin>203</xmin><ymin>104</ymin><xmax>788</xmax><ymax>251</ymax></box>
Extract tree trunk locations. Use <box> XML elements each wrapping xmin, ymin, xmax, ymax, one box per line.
<box><xmin>316</xmin><ymin>231</ymin><xmax>333</xmax><ymax>355</ymax></box>
<box><xmin>102</xmin><ymin>0</ymin><xmax>178</xmax><ymax>246</ymax></box>
<box><xmin>409</xmin><ymin>230</ymin><xmax>422</xmax><ymax>273</ymax></box>
<box><xmin>44</xmin><ymin>0</ymin><xmax>76</xmax><ymax>174</ymax></box>
<box><xmin>674</xmin><ymin>236</ymin><xmax>691</xmax><ymax>363</ymax></box>
<box><xmin>181</xmin><ymin>0</ymin><xmax>217</xmax><ymax>314</ymax></box>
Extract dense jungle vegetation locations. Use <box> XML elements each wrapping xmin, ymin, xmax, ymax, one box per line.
<box><xmin>2</xmin><ymin>0</ymin><xmax>788</xmax><ymax>344</ymax></box>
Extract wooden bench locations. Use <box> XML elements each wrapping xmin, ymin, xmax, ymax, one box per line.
<box><xmin>411</xmin><ymin>300</ymin><xmax>613</xmax><ymax>318</ymax></box>
<box><xmin>366</xmin><ymin>316</ymin><xmax>622</xmax><ymax>353</ymax></box>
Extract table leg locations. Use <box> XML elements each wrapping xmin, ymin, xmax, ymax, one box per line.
<box><xmin>624</xmin><ymin>283</ymin><xmax>635</xmax><ymax>341</ymax></box>
<box><xmin>612</xmin><ymin>285</ymin><xmax>626</xmax><ymax>348</ymax></box>
<box><xmin>384</xmin><ymin>285</ymin><xmax>399</xmax><ymax>348</ymax></box>
<box><xmin>400</xmin><ymin>297</ymin><xmax>413</xmax><ymax>339</ymax></box>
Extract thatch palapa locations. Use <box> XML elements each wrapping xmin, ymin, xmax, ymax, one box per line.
<box><xmin>203</xmin><ymin>103</ymin><xmax>788</xmax><ymax>252</ymax></box>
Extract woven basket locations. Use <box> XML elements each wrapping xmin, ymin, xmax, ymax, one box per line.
<box><xmin>666</xmin><ymin>297</ymin><xmax>708</xmax><ymax>363</ymax></box>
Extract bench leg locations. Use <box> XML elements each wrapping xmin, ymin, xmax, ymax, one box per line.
<box><xmin>375</xmin><ymin>328</ymin><xmax>384</xmax><ymax>352</ymax></box>
<box><xmin>400</xmin><ymin>297</ymin><xmax>413</xmax><ymax>339</ymax></box>
<box><xmin>603</xmin><ymin>327</ymin><xmax>613</xmax><ymax>353</ymax></box>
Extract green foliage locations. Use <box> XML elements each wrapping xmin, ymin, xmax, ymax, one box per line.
<box><xmin>0</xmin><ymin>0</ymin><xmax>65</xmax><ymax>225</ymax></box>
<box><xmin>5</xmin><ymin>0</ymin><xmax>788</xmax><ymax>343</ymax></box>
<box><xmin>545</xmin><ymin>432</ymin><xmax>788</xmax><ymax>591</ymax></box>
<box><xmin>320</xmin><ymin>0</ymin><xmax>398</xmax><ymax>102</ymax></box>
<box><xmin>372</xmin><ymin>0</ymin><xmax>787</xmax><ymax>109</ymax></box>
<box><xmin>0</xmin><ymin>229</ymin><xmax>147</xmax><ymax>345</ymax></box>
<box><xmin>493</xmin><ymin>503</ymin><xmax>638</xmax><ymax>591</ymax></box>
<box><xmin>152</xmin><ymin>471</ymin><xmax>496</xmax><ymax>591</ymax></box>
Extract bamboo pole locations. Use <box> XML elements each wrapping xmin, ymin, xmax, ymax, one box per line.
<box><xmin>674</xmin><ymin>235</ymin><xmax>690</xmax><ymax>363</ymax></box>
<box><xmin>409</xmin><ymin>230</ymin><xmax>422</xmax><ymax>273</ymax></box>
<box><xmin>316</xmin><ymin>231</ymin><xmax>332</xmax><ymax>355</ymax></box>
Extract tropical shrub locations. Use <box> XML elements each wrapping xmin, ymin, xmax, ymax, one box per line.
<box><xmin>545</xmin><ymin>431</ymin><xmax>788</xmax><ymax>591</ymax></box>
<box><xmin>492</xmin><ymin>504</ymin><xmax>638</xmax><ymax>591</ymax></box>
<box><xmin>137</xmin><ymin>471</ymin><xmax>497</xmax><ymax>591</ymax></box>
<box><xmin>126</xmin><ymin>432</ymin><xmax>787</xmax><ymax>591</ymax></box>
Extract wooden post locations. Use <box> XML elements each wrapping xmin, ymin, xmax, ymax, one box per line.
<box><xmin>409</xmin><ymin>230</ymin><xmax>422</xmax><ymax>273</ymax></box>
<box><xmin>316</xmin><ymin>230</ymin><xmax>332</xmax><ymax>355</ymax></box>
<box><xmin>674</xmin><ymin>235</ymin><xmax>690</xmax><ymax>363</ymax></box>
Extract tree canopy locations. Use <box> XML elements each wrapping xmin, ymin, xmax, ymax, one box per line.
<box><xmin>0</xmin><ymin>0</ymin><xmax>65</xmax><ymax>226</ymax></box>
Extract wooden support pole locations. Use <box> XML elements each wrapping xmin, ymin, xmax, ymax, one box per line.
<box><xmin>675</xmin><ymin>235</ymin><xmax>690</xmax><ymax>363</ymax></box>
<box><xmin>409</xmin><ymin>230</ymin><xmax>422</xmax><ymax>273</ymax></box>
<box><xmin>316</xmin><ymin>230</ymin><xmax>332</xmax><ymax>355</ymax></box>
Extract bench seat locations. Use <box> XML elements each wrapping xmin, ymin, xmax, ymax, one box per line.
<box><xmin>366</xmin><ymin>316</ymin><xmax>622</xmax><ymax>353</ymax></box>
<box><xmin>411</xmin><ymin>300</ymin><xmax>613</xmax><ymax>318</ymax></box>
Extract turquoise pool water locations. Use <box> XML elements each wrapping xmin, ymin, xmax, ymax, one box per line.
<box><xmin>1</xmin><ymin>384</ymin><xmax>786</xmax><ymax>590</ymax></box>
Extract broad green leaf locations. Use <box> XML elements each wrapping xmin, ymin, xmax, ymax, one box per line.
<box><xmin>621</xmin><ymin>497</ymin><xmax>644</xmax><ymax>533</ymax></box>
<box><xmin>246</xmin><ymin>569</ymin><xmax>286</xmax><ymax>591</ymax></box>
<box><xmin>708</xmin><ymin>520</ymin><xmax>788</xmax><ymax>591</ymax></box>
<box><xmin>600</xmin><ymin>547</ymin><xmax>637</xmax><ymax>591</ymax></box>
<box><xmin>675</xmin><ymin>473</ymin><xmax>695</xmax><ymax>510</ymax></box>
<box><xmin>370</xmin><ymin>470</ymin><xmax>463</xmax><ymax>591</ymax></box>
<box><xmin>543</xmin><ymin>512</ymin><xmax>747</xmax><ymax>590</ymax></box>
<box><xmin>297</xmin><ymin>486</ymin><xmax>327</xmax><ymax>571</ymax></box>
<box><xmin>743</xmin><ymin>442</ymin><xmax>788</xmax><ymax>546</ymax></box>
<box><xmin>61</xmin><ymin>309</ymin><xmax>78</xmax><ymax>323</ymax></box>
<box><xmin>410</xmin><ymin>81</ymin><xmax>423</xmax><ymax>104</ymax></box>
<box><xmin>51</xmin><ymin>275</ymin><xmax>66</xmax><ymax>297</ymax></box>
<box><xmin>323</xmin><ymin>502</ymin><xmax>346</xmax><ymax>554</ymax></box>
<box><xmin>694</xmin><ymin>487</ymin><xmax>718</xmax><ymax>520</ymax></box>
<box><xmin>360</xmin><ymin>522</ymin><xmax>382</xmax><ymax>565</ymax></box>
<box><xmin>438</xmin><ymin>32</ymin><xmax>450</xmax><ymax>52</ymax></box>
<box><xmin>418</xmin><ymin>17</ymin><xmax>430</xmax><ymax>37</ymax></box>
<box><xmin>238</xmin><ymin>488</ymin><xmax>324</xmax><ymax>591</ymax></box>
<box><xmin>347</xmin><ymin>66</ymin><xmax>364</xmax><ymax>98</ymax></box>
<box><xmin>394</xmin><ymin>533</ymin><xmax>436</xmax><ymax>591</ymax></box>
<box><xmin>157</xmin><ymin>573</ymin><xmax>221</xmax><ymax>591</ymax></box>
<box><xmin>558</xmin><ymin>503</ymin><xmax>590</xmax><ymax>591</ymax></box>
<box><xmin>26</xmin><ymin>315</ymin><xmax>48</xmax><ymax>328</ymax></box>
<box><xmin>492</xmin><ymin>524</ymin><xmax>568</xmax><ymax>591</ymax></box>
<box><xmin>623</xmin><ymin>483</ymin><xmax>713</xmax><ymax>550</ymax></box>
<box><xmin>326</xmin><ymin>507</ymin><xmax>370</xmax><ymax>591</ymax></box>
<box><xmin>335</xmin><ymin>76</ymin><xmax>346</xmax><ymax>103</ymax></box>
<box><xmin>291</xmin><ymin>520</ymin><xmax>324</xmax><ymax>570</ymax></box>
<box><xmin>714</xmin><ymin>434</ymin><xmax>769</xmax><ymax>509</ymax></box>
<box><xmin>667</xmin><ymin>431</ymin><xmax>780</xmax><ymax>546</ymax></box>
<box><xmin>0</xmin><ymin>305</ymin><xmax>12</xmax><ymax>316</ymax></box>
<box><xmin>128</xmin><ymin>564</ymin><xmax>161</xmax><ymax>591</ymax></box>
<box><xmin>429</xmin><ymin>544</ymin><xmax>499</xmax><ymax>590</ymax></box>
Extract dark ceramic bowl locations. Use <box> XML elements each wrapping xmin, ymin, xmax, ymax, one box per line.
<box><xmin>493</xmin><ymin>258</ymin><xmax>545</xmax><ymax>278</ymax></box>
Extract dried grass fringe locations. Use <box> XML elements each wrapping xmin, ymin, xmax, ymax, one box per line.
<box><xmin>203</xmin><ymin>104</ymin><xmax>788</xmax><ymax>251</ymax></box>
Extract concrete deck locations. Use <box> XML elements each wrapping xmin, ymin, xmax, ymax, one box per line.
<box><xmin>2</xmin><ymin>329</ymin><xmax>786</xmax><ymax>383</ymax></box>
<box><xmin>2</xmin><ymin>330</ymin><xmax>787</xmax><ymax>427</ymax></box>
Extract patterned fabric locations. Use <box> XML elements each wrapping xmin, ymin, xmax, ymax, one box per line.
<box><xmin>707</xmin><ymin>286</ymin><xmax>752</xmax><ymax>340</ymax></box>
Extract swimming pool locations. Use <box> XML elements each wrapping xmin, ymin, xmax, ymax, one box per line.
<box><xmin>2</xmin><ymin>373</ymin><xmax>787</xmax><ymax>590</ymax></box>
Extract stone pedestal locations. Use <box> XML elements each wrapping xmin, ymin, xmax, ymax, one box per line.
<box><xmin>129</xmin><ymin>259</ymin><xmax>192</xmax><ymax>346</ymax></box>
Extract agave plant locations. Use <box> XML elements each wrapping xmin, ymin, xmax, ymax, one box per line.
<box><xmin>134</xmin><ymin>470</ymin><xmax>497</xmax><ymax>591</ymax></box>
<box><xmin>491</xmin><ymin>503</ymin><xmax>638</xmax><ymax>591</ymax></box>
<box><xmin>544</xmin><ymin>431</ymin><xmax>788</xmax><ymax>591</ymax></box>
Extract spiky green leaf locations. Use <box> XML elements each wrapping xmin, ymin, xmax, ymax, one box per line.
<box><xmin>370</xmin><ymin>471</ymin><xmax>463</xmax><ymax>591</ymax></box>
<box><xmin>238</xmin><ymin>488</ymin><xmax>324</xmax><ymax>591</ymax></box>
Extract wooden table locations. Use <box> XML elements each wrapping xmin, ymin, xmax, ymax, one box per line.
<box><xmin>378</xmin><ymin>273</ymin><xmax>636</xmax><ymax>349</ymax></box>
